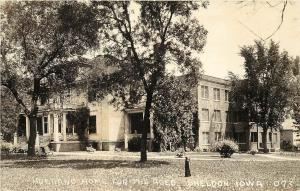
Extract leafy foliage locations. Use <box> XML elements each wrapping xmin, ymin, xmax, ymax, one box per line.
<box><xmin>152</xmin><ymin>75</ymin><xmax>198</xmax><ymax>151</ymax></box>
<box><xmin>92</xmin><ymin>1</ymin><xmax>207</xmax><ymax>161</ymax></box>
<box><xmin>0</xmin><ymin>88</ymin><xmax>21</xmax><ymax>141</ymax></box>
<box><xmin>128</xmin><ymin>137</ymin><xmax>142</xmax><ymax>152</ymax></box>
<box><xmin>67</xmin><ymin>107</ymin><xmax>90</xmax><ymax>148</ymax></box>
<box><xmin>1</xmin><ymin>1</ymin><xmax>100</xmax><ymax>155</ymax></box>
<box><xmin>211</xmin><ymin>139</ymin><xmax>239</xmax><ymax>158</ymax></box>
<box><xmin>229</xmin><ymin>40</ymin><xmax>296</xmax><ymax>152</ymax></box>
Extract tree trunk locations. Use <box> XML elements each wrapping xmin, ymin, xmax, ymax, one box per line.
<box><xmin>27</xmin><ymin>78</ymin><xmax>40</xmax><ymax>156</ymax></box>
<box><xmin>140</xmin><ymin>91</ymin><xmax>153</xmax><ymax>162</ymax></box>
<box><xmin>262</xmin><ymin>127</ymin><xmax>268</xmax><ymax>153</ymax></box>
<box><xmin>27</xmin><ymin>114</ymin><xmax>37</xmax><ymax>156</ymax></box>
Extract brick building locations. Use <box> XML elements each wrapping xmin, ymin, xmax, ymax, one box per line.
<box><xmin>198</xmin><ymin>75</ymin><xmax>280</xmax><ymax>152</ymax></box>
<box><xmin>17</xmin><ymin>75</ymin><xmax>280</xmax><ymax>152</ymax></box>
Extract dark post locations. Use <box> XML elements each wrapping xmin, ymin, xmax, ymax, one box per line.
<box><xmin>185</xmin><ymin>157</ymin><xmax>191</xmax><ymax>177</ymax></box>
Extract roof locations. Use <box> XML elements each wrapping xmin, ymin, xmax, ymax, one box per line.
<box><xmin>200</xmin><ymin>74</ymin><xmax>231</xmax><ymax>86</ymax></box>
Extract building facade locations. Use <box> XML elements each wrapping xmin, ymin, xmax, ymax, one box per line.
<box><xmin>197</xmin><ymin>75</ymin><xmax>280</xmax><ymax>152</ymax></box>
<box><xmin>18</xmin><ymin>85</ymin><xmax>154</xmax><ymax>152</ymax></box>
<box><xmin>17</xmin><ymin>75</ymin><xmax>280</xmax><ymax>152</ymax></box>
<box><xmin>280</xmin><ymin>96</ymin><xmax>300</xmax><ymax>149</ymax></box>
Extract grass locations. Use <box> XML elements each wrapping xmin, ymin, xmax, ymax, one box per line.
<box><xmin>1</xmin><ymin>153</ymin><xmax>300</xmax><ymax>191</ymax></box>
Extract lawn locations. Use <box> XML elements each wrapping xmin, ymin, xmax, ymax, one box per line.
<box><xmin>1</xmin><ymin>153</ymin><xmax>299</xmax><ymax>191</ymax></box>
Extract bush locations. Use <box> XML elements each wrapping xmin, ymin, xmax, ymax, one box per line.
<box><xmin>249</xmin><ymin>149</ymin><xmax>258</xmax><ymax>155</ymax></box>
<box><xmin>211</xmin><ymin>139</ymin><xmax>239</xmax><ymax>158</ymax></box>
<box><xmin>128</xmin><ymin>137</ymin><xmax>141</xmax><ymax>152</ymax></box>
<box><xmin>0</xmin><ymin>140</ymin><xmax>14</xmax><ymax>155</ymax></box>
<box><xmin>281</xmin><ymin>140</ymin><xmax>295</xmax><ymax>151</ymax></box>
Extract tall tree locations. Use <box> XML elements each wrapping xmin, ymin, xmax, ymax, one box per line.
<box><xmin>231</xmin><ymin>40</ymin><xmax>295</xmax><ymax>153</ymax></box>
<box><xmin>0</xmin><ymin>88</ymin><xmax>21</xmax><ymax>141</ymax></box>
<box><xmin>94</xmin><ymin>1</ymin><xmax>208</xmax><ymax>161</ymax></box>
<box><xmin>152</xmin><ymin>75</ymin><xmax>198</xmax><ymax>152</ymax></box>
<box><xmin>292</xmin><ymin>57</ymin><xmax>300</xmax><ymax>129</ymax></box>
<box><xmin>0</xmin><ymin>2</ymin><xmax>100</xmax><ymax>156</ymax></box>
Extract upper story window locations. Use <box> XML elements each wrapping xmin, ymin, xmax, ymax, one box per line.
<box><xmin>201</xmin><ymin>86</ymin><xmax>209</xmax><ymax>99</ymax></box>
<box><xmin>213</xmin><ymin>88</ymin><xmax>220</xmax><ymax>101</ymax></box>
<box><xmin>201</xmin><ymin>109</ymin><xmax>209</xmax><ymax>121</ymax></box>
<box><xmin>225</xmin><ymin>90</ymin><xmax>229</xmax><ymax>102</ymax></box>
<box><xmin>213</xmin><ymin>110</ymin><xmax>221</xmax><ymax>122</ymax></box>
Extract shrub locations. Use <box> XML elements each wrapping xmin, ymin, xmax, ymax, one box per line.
<box><xmin>211</xmin><ymin>139</ymin><xmax>239</xmax><ymax>158</ymax></box>
<box><xmin>194</xmin><ymin>146</ymin><xmax>202</xmax><ymax>152</ymax></box>
<box><xmin>0</xmin><ymin>140</ymin><xmax>14</xmax><ymax>155</ymax></box>
<box><xmin>281</xmin><ymin>140</ymin><xmax>295</xmax><ymax>151</ymax></box>
<box><xmin>176</xmin><ymin>148</ymin><xmax>185</xmax><ymax>158</ymax></box>
<box><xmin>249</xmin><ymin>149</ymin><xmax>258</xmax><ymax>155</ymax></box>
<box><xmin>128</xmin><ymin>137</ymin><xmax>141</xmax><ymax>152</ymax></box>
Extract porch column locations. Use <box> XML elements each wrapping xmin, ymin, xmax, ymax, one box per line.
<box><xmin>62</xmin><ymin>113</ymin><xmax>67</xmax><ymax>141</ymax></box>
<box><xmin>36</xmin><ymin>131</ymin><xmax>40</xmax><ymax>147</ymax></box>
<box><xmin>53</xmin><ymin>114</ymin><xmax>59</xmax><ymax>142</ymax></box>
<box><xmin>124</xmin><ymin>112</ymin><xmax>129</xmax><ymax>150</ymax></box>
<box><xmin>47</xmin><ymin>114</ymin><xmax>51</xmax><ymax>136</ymax></box>
<box><xmin>25</xmin><ymin>116</ymin><xmax>30</xmax><ymax>140</ymax></box>
<box><xmin>13</xmin><ymin>132</ymin><xmax>18</xmax><ymax>146</ymax></box>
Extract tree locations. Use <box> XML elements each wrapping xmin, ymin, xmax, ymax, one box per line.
<box><xmin>0</xmin><ymin>88</ymin><xmax>21</xmax><ymax>141</ymax></box>
<box><xmin>94</xmin><ymin>1</ymin><xmax>208</xmax><ymax>161</ymax></box>
<box><xmin>292</xmin><ymin>57</ymin><xmax>300</xmax><ymax>129</ymax></box>
<box><xmin>152</xmin><ymin>75</ymin><xmax>198</xmax><ymax>151</ymax></box>
<box><xmin>0</xmin><ymin>2</ymin><xmax>100</xmax><ymax>156</ymax></box>
<box><xmin>230</xmin><ymin>40</ymin><xmax>295</xmax><ymax>153</ymax></box>
<box><xmin>234</xmin><ymin>0</ymin><xmax>289</xmax><ymax>41</ymax></box>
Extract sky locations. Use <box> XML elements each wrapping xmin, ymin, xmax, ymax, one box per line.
<box><xmin>194</xmin><ymin>0</ymin><xmax>300</xmax><ymax>79</ymax></box>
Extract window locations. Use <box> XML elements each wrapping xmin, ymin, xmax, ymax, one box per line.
<box><xmin>213</xmin><ymin>110</ymin><xmax>221</xmax><ymax>122</ymax></box>
<box><xmin>17</xmin><ymin>115</ymin><xmax>26</xmax><ymax>137</ymax></box>
<box><xmin>269</xmin><ymin>132</ymin><xmax>272</xmax><ymax>142</ymax></box>
<box><xmin>37</xmin><ymin>117</ymin><xmax>43</xmax><ymax>135</ymax></box>
<box><xmin>251</xmin><ymin>132</ymin><xmax>258</xmax><ymax>142</ymax></box>
<box><xmin>66</xmin><ymin>123</ymin><xmax>74</xmax><ymax>134</ymax></box>
<box><xmin>89</xmin><ymin>116</ymin><xmax>97</xmax><ymax>134</ymax></box>
<box><xmin>225</xmin><ymin>90</ymin><xmax>229</xmax><ymax>102</ymax></box>
<box><xmin>202</xmin><ymin>132</ymin><xmax>209</xmax><ymax>144</ymax></box>
<box><xmin>201</xmin><ymin>109</ymin><xmax>209</xmax><ymax>121</ymax></box>
<box><xmin>213</xmin><ymin>88</ymin><xmax>220</xmax><ymax>101</ymax></box>
<box><xmin>273</xmin><ymin>133</ymin><xmax>278</xmax><ymax>143</ymax></box>
<box><xmin>58</xmin><ymin>120</ymin><xmax>61</xmax><ymax>133</ymax></box>
<box><xmin>215</xmin><ymin>132</ymin><xmax>221</xmax><ymax>141</ymax></box>
<box><xmin>201</xmin><ymin>86</ymin><xmax>209</xmax><ymax>99</ymax></box>
<box><xmin>130</xmin><ymin>113</ymin><xmax>147</xmax><ymax>134</ymax></box>
<box><xmin>43</xmin><ymin>117</ymin><xmax>48</xmax><ymax>134</ymax></box>
<box><xmin>225</xmin><ymin>111</ymin><xmax>230</xmax><ymax>122</ymax></box>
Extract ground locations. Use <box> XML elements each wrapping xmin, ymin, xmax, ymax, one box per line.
<box><xmin>1</xmin><ymin>152</ymin><xmax>300</xmax><ymax>191</ymax></box>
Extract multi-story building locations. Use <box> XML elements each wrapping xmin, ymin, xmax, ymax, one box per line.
<box><xmin>17</xmin><ymin>82</ymin><xmax>153</xmax><ymax>152</ymax></box>
<box><xmin>17</xmin><ymin>75</ymin><xmax>280</xmax><ymax>152</ymax></box>
<box><xmin>198</xmin><ymin>75</ymin><xmax>280</xmax><ymax>152</ymax></box>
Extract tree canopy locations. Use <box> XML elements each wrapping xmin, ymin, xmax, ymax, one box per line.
<box><xmin>91</xmin><ymin>1</ymin><xmax>208</xmax><ymax>161</ymax></box>
<box><xmin>230</xmin><ymin>40</ymin><xmax>296</xmax><ymax>152</ymax></box>
<box><xmin>0</xmin><ymin>1</ymin><xmax>101</xmax><ymax>155</ymax></box>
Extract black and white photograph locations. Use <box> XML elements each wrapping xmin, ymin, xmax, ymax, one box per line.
<box><xmin>0</xmin><ymin>0</ymin><xmax>299</xmax><ymax>190</ymax></box>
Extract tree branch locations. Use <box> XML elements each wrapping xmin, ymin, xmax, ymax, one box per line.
<box><xmin>108</xmin><ymin>3</ymin><xmax>149</xmax><ymax>91</ymax></box>
<box><xmin>264</xmin><ymin>0</ymin><xmax>287</xmax><ymax>40</ymax></box>
<box><xmin>1</xmin><ymin>83</ymin><xmax>30</xmax><ymax>115</ymax></box>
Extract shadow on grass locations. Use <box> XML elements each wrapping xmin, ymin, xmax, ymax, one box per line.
<box><xmin>1</xmin><ymin>159</ymin><xmax>170</xmax><ymax>170</ymax></box>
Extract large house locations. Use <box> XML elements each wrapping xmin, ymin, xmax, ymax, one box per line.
<box><xmin>17</xmin><ymin>75</ymin><xmax>280</xmax><ymax>152</ymax></box>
